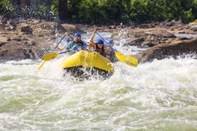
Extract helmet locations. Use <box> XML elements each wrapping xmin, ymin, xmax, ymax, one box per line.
<box><xmin>66</xmin><ymin>37</ymin><xmax>70</xmax><ymax>41</ymax></box>
<box><xmin>69</xmin><ymin>35</ymin><xmax>74</xmax><ymax>39</ymax></box>
<box><xmin>74</xmin><ymin>33</ymin><xmax>81</xmax><ymax>38</ymax></box>
<box><xmin>108</xmin><ymin>39</ymin><xmax>114</xmax><ymax>44</ymax></box>
<box><xmin>97</xmin><ymin>39</ymin><xmax>104</xmax><ymax>44</ymax></box>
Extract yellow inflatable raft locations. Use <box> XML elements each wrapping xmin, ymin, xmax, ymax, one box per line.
<box><xmin>60</xmin><ymin>50</ymin><xmax>114</xmax><ymax>80</ymax></box>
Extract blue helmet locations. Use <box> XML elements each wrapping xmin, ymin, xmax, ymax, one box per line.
<box><xmin>74</xmin><ymin>33</ymin><xmax>81</xmax><ymax>38</ymax></box>
<box><xmin>97</xmin><ymin>39</ymin><xmax>104</xmax><ymax>44</ymax></box>
<box><xmin>66</xmin><ymin>37</ymin><xmax>70</xmax><ymax>41</ymax></box>
<box><xmin>108</xmin><ymin>39</ymin><xmax>114</xmax><ymax>44</ymax></box>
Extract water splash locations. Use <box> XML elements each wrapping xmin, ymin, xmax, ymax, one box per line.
<box><xmin>1</xmin><ymin>56</ymin><xmax>197</xmax><ymax>130</ymax></box>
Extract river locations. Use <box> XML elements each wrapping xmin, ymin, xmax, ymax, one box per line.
<box><xmin>0</xmin><ymin>32</ymin><xmax>197</xmax><ymax>131</ymax></box>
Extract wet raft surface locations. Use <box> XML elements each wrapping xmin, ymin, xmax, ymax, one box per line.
<box><xmin>61</xmin><ymin>51</ymin><xmax>114</xmax><ymax>81</ymax></box>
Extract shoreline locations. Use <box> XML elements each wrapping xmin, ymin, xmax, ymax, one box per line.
<box><xmin>0</xmin><ymin>16</ymin><xmax>197</xmax><ymax>62</ymax></box>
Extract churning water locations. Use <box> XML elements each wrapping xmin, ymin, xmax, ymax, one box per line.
<box><xmin>1</xmin><ymin>31</ymin><xmax>197</xmax><ymax>131</ymax></box>
<box><xmin>1</xmin><ymin>56</ymin><xmax>197</xmax><ymax>131</ymax></box>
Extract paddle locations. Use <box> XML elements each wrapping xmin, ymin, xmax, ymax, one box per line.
<box><xmin>96</xmin><ymin>32</ymin><xmax>138</xmax><ymax>67</ymax></box>
<box><xmin>37</xmin><ymin>35</ymin><xmax>66</xmax><ymax>71</ymax></box>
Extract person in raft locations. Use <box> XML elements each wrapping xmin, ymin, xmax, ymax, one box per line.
<box><xmin>61</xmin><ymin>32</ymin><xmax>88</xmax><ymax>54</ymax></box>
<box><xmin>55</xmin><ymin>32</ymin><xmax>74</xmax><ymax>51</ymax></box>
<box><xmin>105</xmin><ymin>39</ymin><xmax>116</xmax><ymax>62</ymax></box>
<box><xmin>88</xmin><ymin>30</ymin><xmax>106</xmax><ymax>57</ymax></box>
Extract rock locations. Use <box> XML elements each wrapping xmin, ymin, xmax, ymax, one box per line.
<box><xmin>190</xmin><ymin>26</ymin><xmax>197</xmax><ymax>31</ymax></box>
<box><xmin>108</xmin><ymin>25</ymin><xmax>116</xmax><ymax>29</ymax></box>
<box><xmin>0</xmin><ymin>15</ymin><xmax>197</xmax><ymax>63</ymax></box>
<box><xmin>139</xmin><ymin>38</ymin><xmax>197</xmax><ymax>62</ymax></box>
<box><xmin>33</xmin><ymin>28</ymin><xmax>55</xmax><ymax>37</ymax></box>
<box><xmin>21</xmin><ymin>26</ymin><xmax>33</xmax><ymax>34</ymax></box>
<box><xmin>0</xmin><ymin>37</ymin><xmax>8</xmax><ymax>42</ymax></box>
<box><xmin>178</xmin><ymin>31</ymin><xmax>185</xmax><ymax>34</ymax></box>
<box><xmin>141</xmin><ymin>41</ymin><xmax>155</xmax><ymax>47</ymax></box>
<box><xmin>61</xmin><ymin>23</ymin><xmax>84</xmax><ymax>33</ymax></box>
<box><xmin>29</xmin><ymin>19</ymin><xmax>41</xmax><ymax>24</ymax></box>
<box><xmin>0</xmin><ymin>16</ymin><xmax>83</xmax><ymax>61</ymax></box>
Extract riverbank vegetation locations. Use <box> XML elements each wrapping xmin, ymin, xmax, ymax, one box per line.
<box><xmin>0</xmin><ymin>0</ymin><xmax>197</xmax><ymax>25</ymax></box>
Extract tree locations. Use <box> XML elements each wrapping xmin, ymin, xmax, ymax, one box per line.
<box><xmin>20</xmin><ymin>0</ymin><xmax>30</xmax><ymax>13</ymax></box>
<box><xmin>58</xmin><ymin>0</ymin><xmax>68</xmax><ymax>21</ymax></box>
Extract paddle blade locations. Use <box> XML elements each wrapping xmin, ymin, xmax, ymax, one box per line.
<box><xmin>43</xmin><ymin>52</ymin><xmax>58</xmax><ymax>61</ymax></box>
<box><xmin>115</xmin><ymin>51</ymin><xmax>138</xmax><ymax>67</ymax></box>
<box><xmin>37</xmin><ymin>60</ymin><xmax>46</xmax><ymax>71</ymax></box>
<box><xmin>115</xmin><ymin>52</ymin><xmax>126</xmax><ymax>62</ymax></box>
<box><xmin>125</xmin><ymin>55</ymin><xmax>138</xmax><ymax>67</ymax></box>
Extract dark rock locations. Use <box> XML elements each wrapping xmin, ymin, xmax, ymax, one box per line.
<box><xmin>21</xmin><ymin>26</ymin><xmax>32</xmax><ymax>34</ymax></box>
<box><xmin>139</xmin><ymin>38</ymin><xmax>197</xmax><ymax>62</ymax></box>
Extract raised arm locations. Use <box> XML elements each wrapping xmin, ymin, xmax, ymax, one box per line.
<box><xmin>65</xmin><ymin>32</ymin><xmax>69</xmax><ymax>37</ymax></box>
<box><xmin>88</xmin><ymin>30</ymin><xmax>97</xmax><ymax>50</ymax></box>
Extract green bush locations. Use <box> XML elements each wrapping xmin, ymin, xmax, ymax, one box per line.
<box><xmin>0</xmin><ymin>0</ymin><xmax>196</xmax><ymax>24</ymax></box>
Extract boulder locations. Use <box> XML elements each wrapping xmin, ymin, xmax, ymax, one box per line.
<box><xmin>0</xmin><ymin>16</ymin><xmax>85</xmax><ymax>61</ymax></box>
<box><xmin>139</xmin><ymin>38</ymin><xmax>197</xmax><ymax>62</ymax></box>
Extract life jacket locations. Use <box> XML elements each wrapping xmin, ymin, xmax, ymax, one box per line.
<box><xmin>66</xmin><ymin>40</ymin><xmax>87</xmax><ymax>54</ymax></box>
<box><xmin>105</xmin><ymin>46</ymin><xmax>115</xmax><ymax>62</ymax></box>
<box><xmin>95</xmin><ymin>44</ymin><xmax>106</xmax><ymax>57</ymax></box>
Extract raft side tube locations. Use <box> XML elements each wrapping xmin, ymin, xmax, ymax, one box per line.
<box><xmin>60</xmin><ymin>51</ymin><xmax>114</xmax><ymax>73</ymax></box>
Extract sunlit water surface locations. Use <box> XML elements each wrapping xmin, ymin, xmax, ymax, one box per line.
<box><xmin>1</xmin><ymin>56</ymin><xmax>197</xmax><ymax>131</ymax></box>
<box><xmin>1</xmin><ymin>31</ymin><xmax>197</xmax><ymax>131</ymax></box>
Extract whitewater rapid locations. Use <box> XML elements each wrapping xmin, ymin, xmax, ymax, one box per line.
<box><xmin>0</xmin><ymin>55</ymin><xmax>197</xmax><ymax>130</ymax></box>
<box><xmin>1</xmin><ymin>29</ymin><xmax>197</xmax><ymax>130</ymax></box>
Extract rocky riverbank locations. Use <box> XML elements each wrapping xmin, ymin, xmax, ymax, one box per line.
<box><xmin>0</xmin><ymin>15</ymin><xmax>197</xmax><ymax>63</ymax></box>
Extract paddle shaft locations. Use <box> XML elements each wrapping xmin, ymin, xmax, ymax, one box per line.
<box><xmin>96</xmin><ymin>32</ymin><xmax>108</xmax><ymax>46</ymax></box>
<box><xmin>37</xmin><ymin>60</ymin><xmax>46</xmax><ymax>71</ymax></box>
<box><xmin>37</xmin><ymin>35</ymin><xmax>66</xmax><ymax>71</ymax></box>
<box><xmin>52</xmin><ymin>35</ymin><xmax>66</xmax><ymax>51</ymax></box>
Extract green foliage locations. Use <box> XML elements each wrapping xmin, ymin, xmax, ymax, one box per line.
<box><xmin>0</xmin><ymin>0</ymin><xmax>10</xmax><ymax>7</ymax></box>
<box><xmin>181</xmin><ymin>9</ymin><xmax>194</xmax><ymax>23</ymax></box>
<box><xmin>193</xmin><ymin>19</ymin><xmax>197</xmax><ymax>23</ymax></box>
<box><xmin>0</xmin><ymin>0</ymin><xmax>19</xmax><ymax>18</ymax></box>
<box><xmin>51</xmin><ymin>0</ymin><xmax>58</xmax><ymax>17</ymax></box>
<box><xmin>0</xmin><ymin>0</ymin><xmax>11</xmax><ymax>14</ymax></box>
<box><xmin>192</xmin><ymin>0</ymin><xmax>197</xmax><ymax>20</ymax></box>
<box><xmin>34</xmin><ymin>5</ymin><xmax>48</xmax><ymax>17</ymax></box>
<box><xmin>1</xmin><ymin>0</ymin><xmax>197</xmax><ymax>24</ymax></box>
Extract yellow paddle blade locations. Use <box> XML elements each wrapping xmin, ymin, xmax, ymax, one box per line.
<box><xmin>37</xmin><ymin>60</ymin><xmax>46</xmax><ymax>71</ymax></box>
<box><xmin>125</xmin><ymin>55</ymin><xmax>138</xmax><ymax>67</ymax></box>
<box><xmin>115</xmin><ymin>51</ymin><xmax>138</xmax><ymax>67</ymax></box>
<box><xmin>115</xmin><ymin>51</ymin><xmax>126</xmax><ymax>62</ymax></box>
<box><xmin>37</xmin><ymin>52</ymin><xmax>58</xmax><ymax>71</ymax></box>
<box><xmin>43</xmin><ymin>52</ymin><xmax>58</xmax><ymax>61</ymax></box>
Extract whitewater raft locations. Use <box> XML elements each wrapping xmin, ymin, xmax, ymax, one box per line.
<box><xmin>60</xmin><ymin>50</ymin><xmax>114</xmax><ymax>80</ymax></box>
